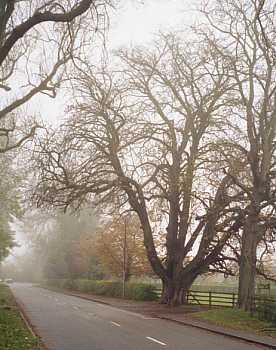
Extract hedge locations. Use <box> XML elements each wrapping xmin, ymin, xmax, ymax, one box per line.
<box><xmin>45</xmin><ymin>279</ymin><xmax>159</xmax><ymax>301</ymax></box>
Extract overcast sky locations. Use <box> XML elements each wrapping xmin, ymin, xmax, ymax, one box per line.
<box><xmin>109</xmin><ymin>0</ymin><xmax>199</xmax><ymax>47</ymax></box>
<box><xmin>30</xmin><ymin>0</ymin><xmax>200</xmax><ymax>125</ymax></box>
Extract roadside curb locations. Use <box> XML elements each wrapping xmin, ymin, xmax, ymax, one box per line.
<box><xmin>18</xmin><ymin>306</ymin><xmax>36</xmax><ymax>338</ymax></box>
<box><xmin>158</xmin><ymin>316</ymin><xmax>276</xmax><ymax>349</ymax></box>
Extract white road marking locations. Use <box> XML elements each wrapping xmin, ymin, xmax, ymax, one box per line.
<box><xmin>73</xmin><ymin>306</ymin><xmax>79</xmax><ymax>310</ymax></box>
<box><xmin>103</xmin><ymin>306</ymin><xmax>158</xmax><ymax>320</ymax></box>
<box><xmin>146</xmin><ymin>337</ymin><xmax>166</xmax><ymax>346</ymax></box>
<box><xmin>110</xmin><ymin>321</ymin><xmax>121</xmax><ymax>327</ymax></box>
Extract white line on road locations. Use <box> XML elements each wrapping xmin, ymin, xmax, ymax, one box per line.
<box><xmin>73</xmin><ymin>306</ymin><xmax>79</xmax><ymax>310</ymax></box>
<box><xmin>146</xmin><ymin>337</ymin><xmax>166</xmax><ymax>346</ymax></box>
<box><xmin>110</xmin><ymin>321</ymin><xmax>121</xmax><ymax>327</ymax></box>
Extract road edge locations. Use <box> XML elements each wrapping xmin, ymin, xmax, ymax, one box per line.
<box><xmin>157</xmin><ymin>316</ymin><xmax>276</xmax><ymax>349</ymax></box>
<box><xmin>10</xmin><ymin>288</ymin><xmax>50</xmax><ymax>350</ymax></box>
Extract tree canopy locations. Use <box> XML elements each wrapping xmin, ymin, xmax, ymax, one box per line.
<box><xmin>0</xmin><ymin>0</ymin><xmax>111</xmax><ymax>153</ymax></box>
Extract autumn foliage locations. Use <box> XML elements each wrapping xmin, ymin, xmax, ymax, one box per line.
<box><xmin>95</xmin><ymin>215</ymin><xmax>153</xmax><ymax>281</ymax></box>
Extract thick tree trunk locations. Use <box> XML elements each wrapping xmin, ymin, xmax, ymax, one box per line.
<box><xmin>238</xmin><ymin>213</ymin><xmax>259</xmax><ymax>312</ymax></box>
<box><xmin>160</xmin><ymin>278</ymin><xmax>193</xmax><ymax>306</ymax></box>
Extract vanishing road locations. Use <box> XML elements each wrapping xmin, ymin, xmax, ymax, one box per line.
<box><xmin>11</xmin><ymin>283</ymin><xmax>270</xmax><ymax>350</ymax></box>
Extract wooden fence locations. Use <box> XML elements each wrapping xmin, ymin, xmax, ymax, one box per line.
<box><xmin>156</xmin><ymin>288</ymin><xmax>276</xmax><ymax>309</ymax></box>
<box><xmin>187</xmin><ymin>290</ymin><xmax>237</xmax><ymax>307</ymax></box>
<box><xmin>156</xmin><ymin>289</ymin><xmax>237</xmax><ymax>307</ymax></box>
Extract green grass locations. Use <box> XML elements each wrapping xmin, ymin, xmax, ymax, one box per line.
<box><xmin>0</xmin><ymin>283</ymin><xmax>40</xmax><ymax>349</ymax></box>
<box><xmin>192</xmin><ymin>308</ymin><xmax>276</xmax><ymax>337</ymax></box>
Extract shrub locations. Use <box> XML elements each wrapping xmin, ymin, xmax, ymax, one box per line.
<box><xmin>63</xmin><ymin>279</ymin><xmax>78</xmax><ymax>290</ymax></box>
<box><xmin>124</xmin><ymin>283</ymin><xmax>158</xmax><ymax>301</ymax></box>
<box><xmin>45</xmin><ymin>279</ymin><xmax>66</xmax><ymax>289</ymax></box>
<box><xmin>45</xmin><ymin>279</ymin><xmax>158</xmax><ymax>301</ymax></box>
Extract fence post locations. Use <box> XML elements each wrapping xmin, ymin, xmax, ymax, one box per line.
<box><xmin>209</xmin><ymin>291</ymin><xmax>212</xmax><ymax>307</ymax></box>
<box><xmin>232</xmin><ymin>293</ymin><xmax>235</xmax><ymax>307</ymax></box>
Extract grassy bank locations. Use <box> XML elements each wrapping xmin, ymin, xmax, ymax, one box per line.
<box><xmin>191</xmin><ymin>308</ymin><xmax>276</xmax><ymax>337</ymax></box>
<box><xmin>0</xmin><ymin>283</ymin><xmax>40</xmax><ymax>349</ymax></box>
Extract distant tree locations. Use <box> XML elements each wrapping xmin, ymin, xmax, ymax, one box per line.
<box><xmin>0</xmin><ymin>216</ymin><xmax>16</xmax><ymax>262</ymax></box>
<box><xmin>0</xmin><ymin>152</ymin><xmax>20</xmax><ymax>262</ymax></box>
<box><xmin>77</xmin><ymin>233</ymin><xmax>106</xmax><ymax>280</ymax></box>
<box><xmin>95</xmin><ymin>214</ymin><xmax>153</xmax><ymax>281</ymax></box>
<box><xmin>42</xmin><ymin>210</ymin><xmax>99</xmax><ymax>280</ymax></box>
<box><xmin>12</xmin><ymin>208</ymin><xmax>102</xmax><ymax>280</ymax></box>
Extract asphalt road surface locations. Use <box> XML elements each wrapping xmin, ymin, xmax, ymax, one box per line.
<box><xmin>10</xmin><ymin>283</ymin><xmax>269</xmax><ymax>350</ymax></box>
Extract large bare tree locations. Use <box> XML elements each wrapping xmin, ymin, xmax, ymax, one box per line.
<box><xmin>32</xmin><ymin>34</ymin><xmax>243</xmax><ymax>305</ymax></box>
<box><xmin>201</xmin><ymin>0</ymin><xmax>276</xmax><ymax>310</ymax></box>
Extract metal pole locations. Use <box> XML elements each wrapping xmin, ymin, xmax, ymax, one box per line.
<box><xmin>122</xmin><ymin>216</ymin><xmax>127</xmax><ymax>298</ymax></box>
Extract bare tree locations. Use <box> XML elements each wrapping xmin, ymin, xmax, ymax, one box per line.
<box><xmin>201</xmin><ymin>0</ymin><xmax>276</xmax><ymax>310</ymax></box>
<box><xmin>32</xmin><ymin>34</ymin><xmax>243</xmax><ymax>305</ymax></box>
<box><xmin>0</xmin><ymin>0</ymin><xmax>111</xmax><ymax>153</ymax></box>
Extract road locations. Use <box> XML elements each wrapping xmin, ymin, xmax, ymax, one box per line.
<box><xmin>11</xmin><ymin>283</ymin><xmax>268</xmax><ymax>350</ymax></box>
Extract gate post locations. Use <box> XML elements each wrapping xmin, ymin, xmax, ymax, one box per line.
<box><xmin>209</xmin><ymin>291</ymin><xmax>212</xmax><ymax>307</ymax></box>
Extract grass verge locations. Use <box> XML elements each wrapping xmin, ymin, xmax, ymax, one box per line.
<box><xmin>0</xmin><ymin>283</ymin><xmax>41</xmax><ymax>349</ymax></box>
<box><xmin>191</xmin><ymin>308</ymin><xmax>276</xmax><ymax>337</ymax></box>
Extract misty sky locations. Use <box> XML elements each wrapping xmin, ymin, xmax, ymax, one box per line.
<box><xmin>30</xmin><ymin>0</ymin><xmax>200</xmax><ymax>125</ymax></box>
<box><xmin>109</xmin><ymin>0</ymin><xmax>199</xmax><ymax>47</ymax></box>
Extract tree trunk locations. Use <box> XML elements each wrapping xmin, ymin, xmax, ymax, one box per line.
<box><xmin>160</xmin><ymin>278</ymin><xmax>193</xmax><ymax>306</ymax></box>
<box><xmin>238</xmin><ymin>213</ymin><xmax>259</xmax><ymax>312</ymax></box>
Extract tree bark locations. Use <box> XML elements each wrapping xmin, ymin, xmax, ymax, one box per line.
<box><xmin>160</xmin><ymin>277</ymin><xmax>194</xmax><ymax>306</ymax></box>
<box><xmin>238</xmin><ymin>211</ymin><xmax>259</xmax><ymax>311</ymax></box>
